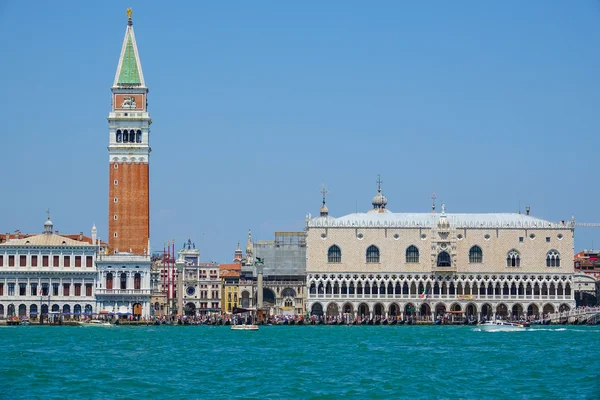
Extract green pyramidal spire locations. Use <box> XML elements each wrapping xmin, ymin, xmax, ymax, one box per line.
<box><xmin>114</xmin><ymin>13</ymin><xmax>145</xmax><ymax>88</ymax></box>
<box><xmin>118</xmin><ymin>34</ymin><xmax>141</xmax><ymax>85</ymax></box>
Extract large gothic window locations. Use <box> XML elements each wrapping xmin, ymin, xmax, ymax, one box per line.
<box><xmin>406</xmin><ymin>245</ymin><xmax>419</xmax><ymax>263</ymax></box>
<box><xmin>366</xmin><ymin>245</ymin><xmax>380</xmax><ymax>263</ymax></box>
<box><xmin>469</xmin><ymin>245</ymin><xmax>483</xmax><ymax>263</ymax></box>
<box><xmin>328</xmin><ymin>245</ymin><xmax>341</xmax><ymax>263</ymax></box>
<box><xmin>546</xmin><ymin>250</ymin><xmax>560</xmax><ymax>267</ymax></box>
<box><xmin>506</xmin><ymin>250</ymin><xmax>520</xmax><ymax>267</ymax></box>
<box><xmin>437</xmin><ymin>251</ymin><xmax>451</xmax><ymax>267</ymax></box>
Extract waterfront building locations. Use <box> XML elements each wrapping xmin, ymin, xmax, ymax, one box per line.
<box><xmin>95</xmin><ymin>10</ymin><xmax>152</xmax><ymax>318</ymax></box>
<box><xmin>574</xmin><ymin>250</ymin><xmax>600</xmax><ymax>279</ymax></box>
<box><xmin>306</xmin><ymin>179</ymin><xmax>576</xmax><ymax>320</ymax></box>
<box><xmin>172</xmin><ymin>240</ymin><xmax>221</xmax><ymax>316</ymax></box>
<box><xmin>0</xmin><ymin>217</ymin><xmax>98</xmax><ymax>319</ymax></box>
<box><xmin>149</xmin><ymin>253</ymin><xmax>167</xmax><ymax>316</ymax></box>
<box><xmin>175</xmin><ymin>239</ymin><xmax>207</xmax><ymax>316</ymax></box>
<box><xmin>573</xmin><ymin>250</ymin><xmax>600</xmax><ymax>306</ymax></box>
<box><xmin>241</xmin><ymin>230</ymin><xmax>307</xmax><ymax>316</ymax></box>
<box><xmin>220</xmin><ymin>263</ymin><xmax>241</xmax><ymax>313</ymax></box>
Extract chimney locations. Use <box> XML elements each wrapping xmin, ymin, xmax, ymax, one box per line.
<box><xmin>79</xmin><ymin>232</ymin><xmax>83</xmax><ymax>241</ymax></box>
<box><xmin>55</xmin><ymin>230</ymin><xmax>59</xmax><ymax>235</ymax></box>
<box><xmin>525</xmin><ymin>206</ymin><xmax>530</xmax><ymax>216</ymax></box>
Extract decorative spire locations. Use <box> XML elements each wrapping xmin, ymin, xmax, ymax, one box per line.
<box><xmin>113</xmin><ymin>9</ymin><xmax>145</xmax><ymax>87</ymax></box>
<box><xmin>371</xmin><ymin>174</ymin><xmax>388</xmax><ymax>212</ymax></box>
<box><xmin>320</xmin><ymin>184</ymin><xmax>329</xmax><ymax>217</ymax></box>
<box><xmin>246</xmin><ymin>229</ymin><xmax>253</xmax><ymax>255</ymax></box>
<box><xmin>43</xmin><ymin>209</ymin><xmax>53</xmax><ymax>235</ymax></box>
<box><xmin>234</xmin><ymin>242</ymin><xmax>243</xmax><ymax>263</ymax></box>
<box><xmin>437</xmin><ymin>202</ymin><xmax>450</xmax><ymax>230</ymax></box>
<box><xmin>431</xmin><ymin>191</ymin><xmax>437</xmax><ymax>213</ymax></box>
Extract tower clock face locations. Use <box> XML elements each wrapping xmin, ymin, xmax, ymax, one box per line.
<box><xmin>186</xmin><ymin>286</ymin><xmax>195</xmax><ymax>296</ymax></box>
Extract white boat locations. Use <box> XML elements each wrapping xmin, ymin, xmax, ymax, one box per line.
<box><xmin>479</xmin><ymin>320</ymin><xmax>529</xmax><ymax>331</ymax></box>
<box><xmin>231</xmin><ymin>324</ymin><xmax>259</xmax><ymax>331</ymax></box>
<box><xmin>79</xmin><ymin>320</ymin><xmax>113</xmax><ymax>327</ymax></box>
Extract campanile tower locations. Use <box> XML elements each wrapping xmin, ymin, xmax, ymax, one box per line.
<box><xmin>107</xmin><ymin>9</ymin><xmax>151</xmax><ymax>255</ymax></box>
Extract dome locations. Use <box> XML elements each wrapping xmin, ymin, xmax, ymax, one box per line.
<box><xmin>372</xmin><ymin>192</ymin><xmax>387</xmax><ymax>207</ymax></box>
<box><xmin>43</xmin><ymin>217</ymin><xmax>53</xmax><ymax>234</ymax></box>
<box><xmin>320</xmin><ymin>203</ymin><xmax>329</xmax><ymax>216</ymax></box>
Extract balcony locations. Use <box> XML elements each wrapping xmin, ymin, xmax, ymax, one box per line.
<box><xmin>95</xmin><ymin>289</ymin><xmax>151</xmax><ymax>296</ymax></box>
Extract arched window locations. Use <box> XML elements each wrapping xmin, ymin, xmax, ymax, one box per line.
<box><xmin>116</xmin><ymin>129</ymin><xmax>122</xmax><ymax>143</ymax></box>
<box><xmin>136</xmin><ymin>130</ymin><xmax>142</xmax><ymax>143</ymax></box>
<box><xmin>469</xmin><ymin>245</ymin><xmax>483</xmax><ymax>263</ymax></box>
<box><xmin>129</xmin><ymin>130</ymin><xmax>135</xmax><ymax>143</ymax></box>
<box><xmin>506</xmin><ymin>250</ymin><xmax>520</xmax><ymax>267</ymax></box>
<box><xmin>134</xmin><ymin>273</ymin><xmax>141</xmax><ymax>290</ymax></box>
<box><xmin>328</xmin><ymin>245</ymin><xmax>341</xmax><ymax>263</ymax></box>
<box><xmin>406</xmin><ymin>245</ymin><xmax>419</xmax><ymax>263</ymax></box>
<box><xmin>437</xmin><ymin>251</ymin><xmax>451</xmax><ymax>267</ymax></box>
<box><xmin>106</xmin><ymin>272</ymin><xmax>113</xmax><ymax>290</ymax></box>
<box><xmin>120</xmin><ymin>272</ymin><xmax>127</xmax><ymax>290</ymax></box>
<box><xmin>122</xmin><ymin>130</ymin><xmax>128</xmax><ymax>143</ymax></box>
<box><xmin>366</xmin><ymin>245</ymin><xmax>380</xmax><ymax>263</ymax></box>
<box><xmin>546</xmin><ymin>250</ymin><xmax>560</xmax><ymax>267</ymax></box>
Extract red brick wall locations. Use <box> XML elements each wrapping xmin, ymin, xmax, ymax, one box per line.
<box><xmin>108</xmin><ymin>161</ymin><xmax>149</xmax><ymax>255</ymax></box>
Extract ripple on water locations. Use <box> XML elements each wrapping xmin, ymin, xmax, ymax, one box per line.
<box><xmin>0</xmin><ymin>325</ymin><xmax>599</xmax><ymax>399</ymax></box>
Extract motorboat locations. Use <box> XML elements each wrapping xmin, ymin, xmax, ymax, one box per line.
<box><xmin>231</xmin><ymin>324</ymin><xmax>259</xmax><ymax>331</ymax></box>
<box><xmin>79</xmin><ymin>320</ymin><xmax>112</xmax><ymax>327</ymax></box>
<box><xmin>479</xmin><ymin>320</ymin><xmax>529</xmax><ymax>331</ymax></box>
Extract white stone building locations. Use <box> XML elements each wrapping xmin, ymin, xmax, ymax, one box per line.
<box><xmin>0</xmin><ymin>218</ymin><xmax>98</xmax><ymax>319</ymax></box>
<box><xmin>96</xmin><ymin>254</ymin><xmax>152</xmax><ymax>318</ymax></box>
<box><xmin>306</xmin><ymin>180</ymin><xmax>575</xmax><ymax>321</ymax></box>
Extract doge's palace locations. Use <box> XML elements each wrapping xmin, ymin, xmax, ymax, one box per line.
<box><xmin>306</xmin><ymin>179</ymin><xmax>575</xmax><ymax>320</ymax></box>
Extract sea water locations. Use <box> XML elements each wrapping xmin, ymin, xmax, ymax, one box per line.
<box><xmin>1</xmin><ymin>325</ymin><xmax>598</xmax><ymax>399</ymax></box>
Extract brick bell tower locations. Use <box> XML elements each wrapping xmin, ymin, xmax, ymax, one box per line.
<box><xmin>107</xmin><ymin>9</ymin><xmax>151</xmax><ymax>255</ymax></box>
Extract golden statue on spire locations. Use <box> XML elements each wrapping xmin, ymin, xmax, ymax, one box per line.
<box><xmin>127</xmin><ymin>8</ymin><xmax>132</xmax><ymax>19</ymax></box>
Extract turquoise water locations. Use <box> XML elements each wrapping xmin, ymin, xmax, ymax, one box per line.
<box><xmin>1</xmin><ymin>325</ymin><xmax>599</xmax><ymax>399</ymax></box>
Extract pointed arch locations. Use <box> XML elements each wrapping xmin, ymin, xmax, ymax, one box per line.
<box><xmin>437</xmin><ymin>251</ymin><xmax>451</xmax><ymax>267</ymax></box>
<box><xmin>546</xmin><ymin>250</ymin><xmax>560</xmax><ymax>267</ymax></box>
<box><xmin>327</xmin><ymin>245</ymin><xmax>341</xmax><ymax>263</ymax></box>
<box><xmin>366</xmin><ymin>245</ymin><xmax>380</xmax><ymax>263</ymax></box>
<box><xmin>469</xmin><ymin>245</ymin><xmax>483</xmax><ymax>263</ymax></box>
<box><xmin>506</xmin><ymin>249</ymin><xmax>520</xmax><ymax>267</ymax></box>
<box><xmin>405</xmin><ymin>245</ymin><xmax>419</xmax><ymax>263</ymax></box>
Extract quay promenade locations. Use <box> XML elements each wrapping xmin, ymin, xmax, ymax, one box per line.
<box><xmin>3</xmin><ymin>306</ymin><xmax>599</xmax><ymax>326</ymax></box>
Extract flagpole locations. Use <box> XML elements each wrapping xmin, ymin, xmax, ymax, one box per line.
<box><xmin>163</xmin><ymin>242</ymin><xmax>166</xmax><ymax>313</ymax></box>
<box><xmin>172</xmin><ymin>239</ymin><xmax>175</xmax><ymax>314</ymax></box>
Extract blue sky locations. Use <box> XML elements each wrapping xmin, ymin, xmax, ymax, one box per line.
<box><xmin>0</xmin><ymin>1</ymin><xmax>599</xmax><ymax>261</ymax></box>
